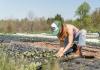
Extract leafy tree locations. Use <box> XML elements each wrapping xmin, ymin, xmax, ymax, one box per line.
<box><xmin>91</xmin><ymin>8</ymin><xmax>100</xmax><ymax>25</ymax></box>
<box><xmin>75</xmin><ymin>1</ymin><xmax>91</xmax><ymax>30</ymax></box>
<box><xmin>75</xmin><ymin>1</ymin><xmax>90</xmax><ymax>20</ymax></box>
<box><xmin>91</xmin><ymin>8</ymin><xmax>100</xmax><ymax>32</ymax></box>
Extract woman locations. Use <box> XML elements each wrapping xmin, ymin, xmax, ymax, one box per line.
<box><xmin>51</xmin><ymin>21</ymin><xmax>87</xmax><ymax>57</ymax></box>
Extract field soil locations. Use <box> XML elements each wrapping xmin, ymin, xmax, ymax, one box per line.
<box><xmin>31</xmin><ymin>42</ymin><xmax>100</xmax><ymax>70</ymax></box>
<box><xmin>1</xmin><ymin>41</ymin><xmax>100</xmax><ymax>70</ymax></box>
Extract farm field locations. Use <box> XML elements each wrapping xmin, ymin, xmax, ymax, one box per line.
<box><xmin>0</xmin><ymin>34</ymin><xmax>100</xmax><ymax>70</ymax></box>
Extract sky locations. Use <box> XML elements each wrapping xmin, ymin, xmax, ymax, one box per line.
<box><xmin>0</xmin><ymin>0</ymin><xmax>100</xmax><ymax>20</ymax></box>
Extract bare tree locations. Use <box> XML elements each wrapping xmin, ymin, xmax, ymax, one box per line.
<box><xmin>27</xmin><ymin>11</ymin><xmax>34</xmax><ymax>21</ymax></box>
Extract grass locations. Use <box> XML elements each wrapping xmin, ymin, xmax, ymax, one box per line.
<box><xmin>0</xmin><ymin>52</ymin><xmax>38</xmax><ymax>70</ymax></box>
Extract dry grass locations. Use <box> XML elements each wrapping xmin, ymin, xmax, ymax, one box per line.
<box><xmin>0</xmin><ymin>18</ymin><xmax>50</xmax><ymax>33</ymax></box>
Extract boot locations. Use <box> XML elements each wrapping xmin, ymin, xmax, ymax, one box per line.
<box><xmin>75</xmin><ymin>46</ymin><xmax>82</xmax><ymax>56</ymax></box>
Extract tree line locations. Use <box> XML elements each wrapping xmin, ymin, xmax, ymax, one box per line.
<box><xmin>0</xmin><ymin>1</ymin><xmax>100</xmax><ymax>33</ymax></box>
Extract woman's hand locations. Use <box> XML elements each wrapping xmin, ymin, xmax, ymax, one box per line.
<box><xmin>58</xmin><ymin>52</ymin><xmax>64</xmax><ymax>57</ymax></box>
<box><xmin>56</xmin><ymin>51</ymin><xmax>64</xmax><ymax>58</ymax></box>
<box><xmin>55</xmin><ymin>47</ymin><xmax>64</xmax><ymax>57</ymax></box>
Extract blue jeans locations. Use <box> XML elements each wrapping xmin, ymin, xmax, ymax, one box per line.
<box><xmin>64</xmin><ymin>30</ymin><xmax>86</xmax><ymax>55</ymax></box>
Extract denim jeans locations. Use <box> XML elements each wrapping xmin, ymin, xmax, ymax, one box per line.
<box><xmin>64</xmin><ymin>30</ymin><xmax>86</xmax><ymax>55</ymax></box>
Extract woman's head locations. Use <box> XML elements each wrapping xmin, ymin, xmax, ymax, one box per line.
<box><xmin>51</xmin><ymin>20</ymin><xmax>62</xmax><ymax>36</ymax></box>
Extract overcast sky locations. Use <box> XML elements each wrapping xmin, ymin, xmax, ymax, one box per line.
<box><xmin>0</xmin><ymin>0</ymin><xmax>100</xmax><ymax>20</ymax></box>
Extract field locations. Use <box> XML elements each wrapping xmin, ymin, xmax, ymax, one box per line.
<box><xmin>0</xmin><ymin>38</ymin><xmax>100</xmax><ymax>70</ymax></box>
